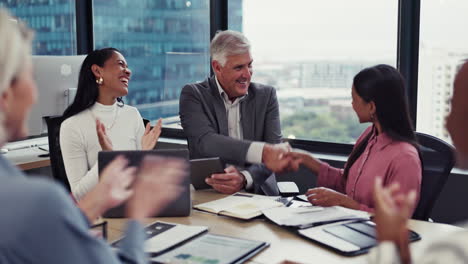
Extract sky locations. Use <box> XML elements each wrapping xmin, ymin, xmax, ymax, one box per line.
<box><xmin>240</xmin><ymin>0</ymin><xmax>468</xmax><ymax>62</ymax></box>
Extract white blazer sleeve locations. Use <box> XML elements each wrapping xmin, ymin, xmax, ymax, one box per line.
<box><xmin>60</xmin><ymin>120</ymin><xmax>99</xmax><ymax>200</ymax></box>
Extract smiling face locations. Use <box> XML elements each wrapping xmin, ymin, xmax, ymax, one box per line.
<box><xmin>446</xmin><ymin>62</ymin><xmax>468</xmax><ymax>169</ymax></box>
<box><xmin>212</xmin><ymin>52</ymin><xmax>253</xmax><ymax>99</ymax></box>
<box><xmin>92</xmin><ymin>51</ymin><xmax>131</xmax><ymax>99</ymax></box>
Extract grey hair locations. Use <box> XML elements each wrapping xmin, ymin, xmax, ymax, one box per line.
<box><xmin>0</xmin><ymin>9</ymin><xmax>33</xmax><ymax>143</ymax></box>
<box><xmin>210</xmin><ymin>30</ymin><xmax>251</xmax><ymax>67</ymax></box>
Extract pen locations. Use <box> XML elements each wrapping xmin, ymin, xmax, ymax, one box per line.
<box><xmin>38</xmin><ymin>146</ymin><xmax>49</xmax><ymax>152</ymax></box>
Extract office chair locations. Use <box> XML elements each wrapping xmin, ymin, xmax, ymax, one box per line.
<box><xmin>412</xmin><ymin>132</ymin><xmax>455</xmax><ymax>221</ymax></box>
<box><xmin>143</xmin><ymin>118</ymin><xmax>150</xmax><ymax>128</ymax></box>
<box><xmin>44</xmin><ymin>115</ymin><xmax>71</xmax><ymax>192</ymax></box>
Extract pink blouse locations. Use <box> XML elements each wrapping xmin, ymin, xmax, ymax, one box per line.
<box><xmin>317</xmin><ymin>126</ymin><xmax>422</xmax><ymax>213</ymax></box>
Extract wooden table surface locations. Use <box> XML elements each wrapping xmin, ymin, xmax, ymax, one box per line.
<box><xmin>105</xmin><ymin>190</ymin><xmax>463</xmax><ymax>264</ymax></box>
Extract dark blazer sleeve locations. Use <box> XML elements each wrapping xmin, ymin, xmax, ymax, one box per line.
<box><xmin>261</xmin><ymin>87</ymin><xmax>282</xmax><ymax>144</ymax></box>
<box><xmin>245</xmin><ymin>86</ymin><xmax>282</xmax><ymax>195</ymax></box>
<box><xmin>180</xmin><ymin>82</ymin><xmax>252</xmax><ymax>165</ymax></box>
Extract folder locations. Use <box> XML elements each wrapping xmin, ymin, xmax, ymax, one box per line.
<box><xmin>298</xmin><ymin>220</ymin><xmax>421</xmax><ymax>256</ymax></box>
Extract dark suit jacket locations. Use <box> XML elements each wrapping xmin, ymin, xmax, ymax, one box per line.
<box><xmin>179</xmin><ymin>76</ymin><xmax>282</xmax><ymax>195</ymax></box>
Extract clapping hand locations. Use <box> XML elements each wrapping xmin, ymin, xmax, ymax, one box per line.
<box><xmin>373</xmin><ymin>178</ymin><xmax>417</xmax><ymax>264</ymax></box>
<box><xmin>141</xmin><ymin>118</ymin><xmax>162</xmax><ymax>150</ymax></box>
<box><xmin>78</xmin><ymin>156</ymin><xmax>136</xmax><ymax>221</ymax></box>
<box><xmin>126</xmin><ymin>156</ymin><xmax>188</xmax><ymax>221</ymax></box>
<box><xmin>96</xmin><ymin>119</ymin><xmax>113</xmax><ymax>151</ymax></box>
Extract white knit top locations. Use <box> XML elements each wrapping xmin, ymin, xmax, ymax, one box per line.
<box><xmin>60</xmin><ymin>102</ymin><xmax>145</xmax><ymax>200</ymax></box>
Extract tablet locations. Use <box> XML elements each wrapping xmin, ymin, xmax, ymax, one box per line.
<box><xmin>190</xmin><ymin>157</ymin><xmax>225</xmax><ymax>190</ymax></box>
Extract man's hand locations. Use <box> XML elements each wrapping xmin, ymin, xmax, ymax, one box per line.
<box><xmin>141</xmin><ymin>118</ymin><xmax>162</xmax><ymax>150</ymax></box>
<box><xmin>126</xmin><ymin>156</ymin><xmax>188</xmax><ymax>222</ymax></box>
<box><xmin>78</xmin><ymin>156</ymin><xmax>136</xmax><ymax>221</ymax></box>
<box><xmin>262</xmin><ymin>143</ymin><xmax>292</xmax><ymax>173</ymax></box>
<box><xmin>96</xmin><ymin>119</ymin><xmax>113</xmax><ymax>151</ymax></box>
<box><xmin>206</xmin><ymin>166</ymin><xmax>246</xmax><ymax>194</ymax></box>
<box><xmin>285</xmin><ymin>148</ymin><xmax>322</xmax><ymax>173</ymax></box>
<box><xmin>373</xmin><ymin>178</ymin><xmax>417</xmax><ymax>264</ymax></box>
<box><xmin>306</xmin><ymin>187</ymin><xmax>360</xmax><ymax>209</ymax></box>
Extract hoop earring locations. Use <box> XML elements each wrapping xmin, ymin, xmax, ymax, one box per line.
<box><xmin>370</xmin><ymin>113</ymin><xmax>375</xmax><ymax>122</ymax></box>
<box><xmin>96</xmin><ymin>77</ymin><xmax>103</xmax><ymax>85</ymax></box>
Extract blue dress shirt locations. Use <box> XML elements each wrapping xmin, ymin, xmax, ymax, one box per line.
<box><xmin>0</xmin><ymin>156</ymin><xmax>146</xmax><ymax>264</ymax></box>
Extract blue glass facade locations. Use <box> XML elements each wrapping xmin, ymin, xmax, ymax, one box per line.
<box><xmin>1</xmin><ymin>0</ymin><xmax>243</xmax><ymax>123</ymax></box>
<box><xmin>93</xmin><ymin>0</ymin><xmax>212</xmax><ymax>122</ymax></box>
<box><xmin>0</xmin><ymin>0</ymin><xmax>76</xmax><ymax>55</ymax></box>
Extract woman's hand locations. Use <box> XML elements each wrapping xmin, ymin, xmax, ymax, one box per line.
<box><xmin>306</xmin><ymin>187</ymin><xmax>360</xmax><ymax>209</ymax></box>
<box><xmin>96</xmin><ymin>119</ymin><xmax>113</xmax><ymax>151</ymax></box>
<box><xmin>286</xmin><ymin>149</ymin><xmax>322</xmax><ymax>173</ymax></box>
<box><xmin>141</xmin><ymin>118</ymin><xmax>162</xmax><ymax>150</ymax></box>
<box><xmin>78</xmin><ymin>156</ymin><xmax>136</xmax><ymax>221</ymax></box>
<box><xmin>126</xmin><ymin>156</ymin><xmax>188</xmax><ymax>221</ymax></box>
<box><xmin>373</xmin><ymin>178</ymin><xmax>416</xmax><ymax>264</ymax></box>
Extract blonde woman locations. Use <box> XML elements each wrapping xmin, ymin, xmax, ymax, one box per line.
<box><xmin>0</xmin><ymin>9</ymin><xmax>185</xmax><ymax>263</ymax></box>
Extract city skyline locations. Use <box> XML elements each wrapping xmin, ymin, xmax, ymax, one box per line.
<box><xmin>2</xmin><ymin>0</ymin><xmax>467</xmax><ymax>144</ymax></box>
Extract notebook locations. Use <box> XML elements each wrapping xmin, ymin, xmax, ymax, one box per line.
<box><xmin>194</xmin><ymin>192</ymin><xmax>284</xmax><ymax>220</ymax></box>
<box><xmin>98</xmin><ymin>149</ymin><xmax>191</xmax><ymax>218</ymax></box>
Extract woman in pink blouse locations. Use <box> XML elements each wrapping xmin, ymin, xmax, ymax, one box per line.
<box><xmin>288</xmin><ymin>65</ymin><xmax>422</xmax><ymax>213</ymax></box>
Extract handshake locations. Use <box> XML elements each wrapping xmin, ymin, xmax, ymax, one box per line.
<box><xmin>262</xmin><ymin>143</ymin><xmax>305</xmax><ymax>173</ymax></box>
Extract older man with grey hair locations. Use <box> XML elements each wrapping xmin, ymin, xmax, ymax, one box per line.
<box><xmin>179</xmin><ymin>30</ymin><xmax>292</xmax><ymax>195</ymax></box>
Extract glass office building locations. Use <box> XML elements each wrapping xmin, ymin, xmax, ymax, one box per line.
<box><xmin>0</xmin><ymin>0</ymin><xmax>77</xmax><ymax>55</ymax></box>
<box><xmin>2</xmin><ymin>0</ymin><xmax>242</xmax><ymax>124</ymax></box>
<box><xmin>3</xmin><ymin>0</ymin><xmax>468</xmax><ymax>144</ymax></box>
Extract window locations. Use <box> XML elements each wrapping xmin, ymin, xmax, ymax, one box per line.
<box><xmin>417</xmin><ymin>0</ymin><xmax>468</xmax><ymax>143</ymax></box>
<box><xmin>93</xmin><ymin>0</ymin><xmax>211</xmax><ymax>125</ymax></box>
<box><xmin>0</xmin><ymin>0</ymin><xmax>77</xmax><ymax>55</ymax></box>
<box><xmin>228</xmin><ymin>0</ymin><xmax>398</xmax><ymax>144</ymax></box>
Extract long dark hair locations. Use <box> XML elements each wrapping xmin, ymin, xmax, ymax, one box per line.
<box><xmin>62</xmin><ymin>47</ymin><xmax>124</xmax><ymax>119</ymax></box>
<box><xmin>343</xmin><ymin>64</ymin><xmax>418</xmax><ymax>179</ymax></box>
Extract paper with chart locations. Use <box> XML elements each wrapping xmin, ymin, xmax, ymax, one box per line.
<box><xmin>151</xmin><ymin>233</ymin><xmax>268</xmax><ymax>264</ymax></box>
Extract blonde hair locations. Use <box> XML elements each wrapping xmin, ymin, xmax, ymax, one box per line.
<box><xmin>0</xmin><ymin>8</ymin><xmax>33</xmax><ymax>142</ymax></box>
<box><xmin>210</xmin><ymin>30</ymin><xmax>250</xmax><ymax>67</ymax></box>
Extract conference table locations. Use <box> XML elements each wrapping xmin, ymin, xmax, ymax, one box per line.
<box><xmin>105</xmin><ymin>189</ymin><xmax>463</xmax><ymax>264</ymax></box>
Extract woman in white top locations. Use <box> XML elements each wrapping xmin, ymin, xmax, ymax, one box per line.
<box><xmin>60</xmin><ymin>48</ymin><xmax>162</xmax><ymax>200</ymax></box>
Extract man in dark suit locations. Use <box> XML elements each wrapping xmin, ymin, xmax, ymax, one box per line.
<box><xmin>179</xmin><ymin>30</ymin><xmax>292</xmax><ymax>195</ymax></box>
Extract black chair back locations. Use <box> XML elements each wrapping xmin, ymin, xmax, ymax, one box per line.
<box><xmin>412</xmin><ymin>132</ymin><xmax>455</xmax><ymax>220</ymax></box>
<box><xmin>143</xmin><ymin>118</ymin><xmax>150</xmax><ymax>128</ymax></box>
<box><xmin>44</xmin><ymin>115</ymin><xmax>70</xmax><ymax>192</ymax></box>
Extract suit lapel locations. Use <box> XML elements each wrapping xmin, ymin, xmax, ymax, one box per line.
<box><xmin>208</xmin><ymin>77</ymin><xmax>229</xmax><ymax>136</ymax></box>
<box><xmin>241</xmin><ymin>92</ymin><xmax>255</xmax><ymax>141</ymax></box>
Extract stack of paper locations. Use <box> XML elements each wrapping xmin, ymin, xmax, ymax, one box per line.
<box><xmin>262</xmin><ymin>206</ymin><xmax>370</xmax><ymax>229</ymax></box>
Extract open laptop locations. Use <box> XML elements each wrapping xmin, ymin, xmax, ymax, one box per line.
<box><xmin>98</xmin><ymin>149</ymin><xmax>191</xmax><ymax>218</ymax></box>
